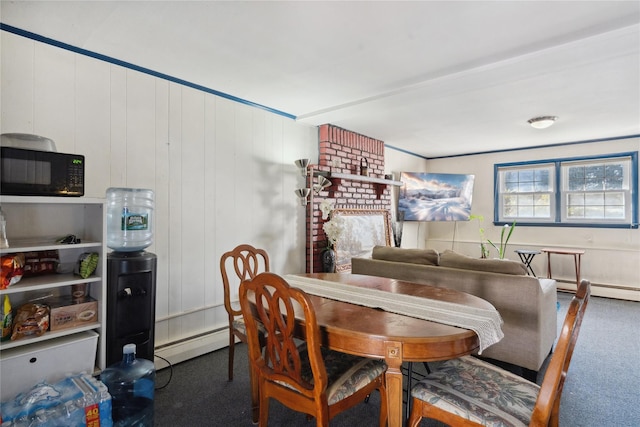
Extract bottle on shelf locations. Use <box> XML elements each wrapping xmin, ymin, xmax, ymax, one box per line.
<box><xmin>0</xmin><ymin>207</ymin><xmax>9</xmax><ymax>249</ymax></box>
<box><xmin>1</xmin><ymin>294</ymin><xmax>13</xmax><ymax>342</ymax></box>
<box><xmin>100</xmin><ymin>343</ymin><xmax>155</xmax><ymax>427</ymax></box>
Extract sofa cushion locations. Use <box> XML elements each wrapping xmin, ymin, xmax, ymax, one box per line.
<box><xmin>439</xmin><ymin>250</ymin><xmax>527</xmax><ymax>275</ymax></box>
<box><xmin>372</xmin><ymin>246</ymin><xmax>439</xmax><ymax>266</ymax></box>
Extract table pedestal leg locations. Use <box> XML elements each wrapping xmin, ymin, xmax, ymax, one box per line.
<box><xmin>384</xmin><ymin>341</ymin><xmax>404</xmax><ymax>427</ymax></box>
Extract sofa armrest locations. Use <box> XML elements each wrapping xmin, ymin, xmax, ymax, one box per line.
<box><xmin>537</xmin><ymin>278</ymin><xmax>558</xmax><ymax>360</ymax></box>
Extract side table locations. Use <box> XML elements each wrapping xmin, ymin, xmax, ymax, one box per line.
<box><xmin>514</xmin><ymin>249</ymin><xmax>540</xmax><ymax>276</ymax></box>
<box><xmin>541</xmin><ymin>247</ymin><xmax>585</xmax><ymax>286</ymax></box>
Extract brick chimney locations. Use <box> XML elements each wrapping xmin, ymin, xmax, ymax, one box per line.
<box><xmin>304</xmin><ymin>124</ymin><xmax>392</xmax><ymax>272</ymax></box>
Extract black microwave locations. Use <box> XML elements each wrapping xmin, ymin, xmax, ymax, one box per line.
<box><xmin>0</xmin><ymin>147</ymin><xmax>85</xmax><ymax>196</ymax></box>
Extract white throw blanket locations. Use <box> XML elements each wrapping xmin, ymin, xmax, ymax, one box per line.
<box><xmin>284</xmin><ymin>274</ymin><xmax>504</xmax><ymax>354</ymax></box>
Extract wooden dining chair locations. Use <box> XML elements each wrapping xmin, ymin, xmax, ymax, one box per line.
<box><xmin>220</xmin><ymin>244</ymin><xmax>269</xmax><ymax>381</ymax></box>
<box><xmin>239</xmin><ymin>272</ymin><xmax>388</xmax><ymax>427</ymax></box>
<box><xmin>407</xmin><ymin>279</ymin><xmax>591</xmax><ymax>427</ymax></box>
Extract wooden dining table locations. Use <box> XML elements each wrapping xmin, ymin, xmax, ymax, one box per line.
<box><xmin>279</xmin><ymin>272</ymin><xmax>499</xmax><ymax>427</ymax></box>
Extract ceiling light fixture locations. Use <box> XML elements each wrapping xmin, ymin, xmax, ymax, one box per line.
<box><xmin>528</xmin><ymin>116</ymin><xmax>558</xmax><ymax>129</ymax></box>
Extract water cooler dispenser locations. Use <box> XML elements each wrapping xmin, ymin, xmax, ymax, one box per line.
<box><xmin>106</xmin><ymin>251</ymin><xmax>156</xmax><ymax>366</ymax></box>
<box><xmin>105</xmin><ymin>188</ymin><xmax>157</xmax><ymax>367</ymax></box>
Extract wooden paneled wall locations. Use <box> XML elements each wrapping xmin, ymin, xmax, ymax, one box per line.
<box><xmin>0</xmin><ymin>31</ymin><xmax>318</xmax><ymax>352</ymax></box>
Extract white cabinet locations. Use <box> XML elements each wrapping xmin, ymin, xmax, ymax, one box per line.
<box><xmin>0</xmin><ymin>196</ymin><xmax>107</xmax><ymax>382</ymax></box>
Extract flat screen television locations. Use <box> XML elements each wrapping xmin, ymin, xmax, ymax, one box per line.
<box><xmin>398</xmin><ymin>172</ymin><xmax>475</xmax><ymax>221</ymax></box>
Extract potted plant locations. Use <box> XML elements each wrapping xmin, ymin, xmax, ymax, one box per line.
<box><xmin>488</xmin><ymin>221</ymin><xmax>517</xmax><ymax>259</ymax></box>
<box><xmin>469</xmin><ymin>214</ymin><xmax>490</xmax><ymax>258</ymax></box>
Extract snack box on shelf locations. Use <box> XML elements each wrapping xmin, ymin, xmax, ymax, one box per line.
<box><xmin>48</xmin><ymin>296</ymin><xmax>98</xmax><ymax>332</ymax></box>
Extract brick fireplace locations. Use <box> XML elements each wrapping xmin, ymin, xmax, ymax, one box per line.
<box><xmin>305</xmin><ymin>124</ymin><xmax>393</xmax><ymax>272</ymax></box>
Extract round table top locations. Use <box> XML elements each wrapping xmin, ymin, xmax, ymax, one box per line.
<box><xmin>300</xmin><ymin>273</ymin><xmax>493</xmax><ymax>362</ymax></box>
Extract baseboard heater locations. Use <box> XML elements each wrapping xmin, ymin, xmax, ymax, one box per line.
<box><xmin>153</xmin><ymin>327</ymin><xmax>231</xmax><ymax>370</ymax></box>
<box><xmin>555</xmin><ymin>279</ymin><xmax>639</xmax><ymax>302</ymax></box>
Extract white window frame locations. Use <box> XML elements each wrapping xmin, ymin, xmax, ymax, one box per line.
<box><xmin>496</xmin><ymin>163</ymin><xmax>555</xmax><ymax>222</ymax></box>
<box><xmin>561</xmin><ymin>158</ymin><xmax>631</xmax><ymax>224</ymax></box>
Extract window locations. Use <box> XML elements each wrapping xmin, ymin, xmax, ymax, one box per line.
<box><xmin>499</xmin><ymin>164</ymin><xmax>554</xmax><ymax>221</ymax></box>
<box><xmin>495</xmin><ymin>152</ymin><xmax>638</xmax><ymax>228</ymax></box>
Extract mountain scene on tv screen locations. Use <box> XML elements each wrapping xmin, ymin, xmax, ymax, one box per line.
<box><xmin>399</xmin><ymin>172</ymin><xmax>475</xmax><ymax>221</ymax></box>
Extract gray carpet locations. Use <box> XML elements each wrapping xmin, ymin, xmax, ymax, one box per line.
<box><xmin>154</xmin><ymin>292</ymin><xmax>640</xmax><ymax>426</ymax></box>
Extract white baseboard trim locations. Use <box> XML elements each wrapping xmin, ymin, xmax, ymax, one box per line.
<box><xmin>153</xmin><ymin>329</ymin><xmax>230</xmax><ymax>370</ymax></box>
<box><xmin>556</xmin><ymin>280</ymin><xmax>639</xmax><ymax>302</ymax></box>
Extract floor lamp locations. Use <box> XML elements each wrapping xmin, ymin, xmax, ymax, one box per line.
<box><xmin>294</xmin><ymin>159</ymin><xmax>331</xmax><ymax>273</ymax></box>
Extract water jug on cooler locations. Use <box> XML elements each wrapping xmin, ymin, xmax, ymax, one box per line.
<box><xmin>106</xmin><ymin>188</ymin><xmax>154</xmax><ymax>252</ymax></box>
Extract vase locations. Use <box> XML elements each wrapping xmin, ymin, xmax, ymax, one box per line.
<box><xmin>321</xmin><ymin>248</ymin><xmax>336</xmax><ymax>273</ymax></box>
<box><xmin>393</xmin><ymin>210</ymin><xmax>405</xmax><ymax>247</ymax></box>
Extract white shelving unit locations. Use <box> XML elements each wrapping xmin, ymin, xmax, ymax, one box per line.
<box><xmin>0</xmin><ymin>196</ymin><xmax>107</xmax><ymax>373</ymax></box>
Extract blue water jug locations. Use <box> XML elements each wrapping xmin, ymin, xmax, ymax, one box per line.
<box><xmin>101</xmin><ymin>343</ymin><xmax>155</xmax><ymax>427</ymax></box>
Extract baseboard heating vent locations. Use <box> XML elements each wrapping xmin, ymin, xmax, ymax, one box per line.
<box><xmin>153</xmin><ymin>328</ymin><xmax>230</xmax><ymax>369</ymax></box>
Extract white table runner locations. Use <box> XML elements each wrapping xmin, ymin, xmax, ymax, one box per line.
<box><xmin>284</xmin><ymin>274</ymin><xmax>503</xmax><ymax>354</ymax></box>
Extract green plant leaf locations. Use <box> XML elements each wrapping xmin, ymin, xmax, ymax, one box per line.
<box><xmin>488</xmin><ymin>221</ymin><xmax>516</xmax><ymax>259</ymax></box>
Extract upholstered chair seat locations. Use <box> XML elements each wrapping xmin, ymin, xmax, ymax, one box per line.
<box><xmin>297</xmin><ymin>345</ymin><xmax>388</xmax><ymax>405</ymax></box>
<box><xmin>231</xmin><ymin>318</ymin><xmax>248</xmax><ymax>336</ymax></box>
<box><xmin>407</xmin><ymin>279</ymin><xmax>591</xmax><ymax>427</ymax></box>
<box><xmin>231</xmin><ymin>318</ymin><xmax>266</xmax><ymax>338</ymax></box>
<box><xmin>410</xmin><ymin>355</ymin><xmax>539</xmax><ymax>426</ymax></box>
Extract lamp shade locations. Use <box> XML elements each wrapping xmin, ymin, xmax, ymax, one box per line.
<box><xmin>313</xmin><ymin>175</ymin><xmax>332</xmax><ymax>194</ymax></box>
<box><xmin>294</xmin><ymin>159</ymin><xmax>310</xmax><ymax>176</ymax></box>
<box><xmin>294</xmin><ymin>188</ymin><xmax>310</xmax><ymax>205</ymax></box>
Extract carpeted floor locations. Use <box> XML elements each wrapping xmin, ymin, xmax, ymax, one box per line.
<box><xmin>154</xmin><ymin>291</ymin><xmax>640</xmax><ymax>426</ymax></box>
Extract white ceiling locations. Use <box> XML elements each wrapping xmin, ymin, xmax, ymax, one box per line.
<box><xmin>2</xmin><ymin>1</ymin><xmax>639</xmax><ymax>158</ymax></box>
